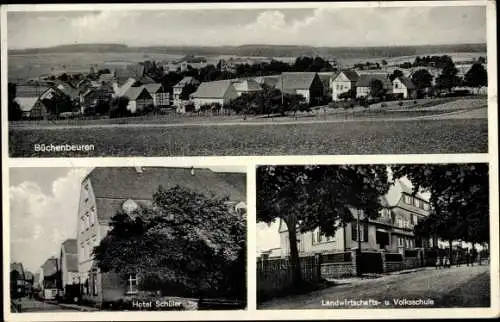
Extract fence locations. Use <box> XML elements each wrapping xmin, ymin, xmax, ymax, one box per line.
<box><xmin>257</xmin><ymin>256</ymin><xmax>320</xmax><ymax>299</ymax></box>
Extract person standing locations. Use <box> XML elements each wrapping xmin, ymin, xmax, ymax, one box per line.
<box><xmin>465</xmin><ymin>250</ymin><xmax>470</xmax><ymax>267</ymax></box>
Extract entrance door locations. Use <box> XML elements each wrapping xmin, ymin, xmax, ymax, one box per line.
<box><xmin>376</xmin><ymin>231</ymin><xmax>390</xmax><ymax>250</ymax></box>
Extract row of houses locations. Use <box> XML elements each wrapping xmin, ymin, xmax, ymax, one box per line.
<box><xmin>260</xmin><ymin>179</ymin><xmax>486</xmax><ymax>261</ymax></box>
<box><xmin>36</xmin><ymin>167</ymin><xmax>246</xmax><ymax>306</ymax></box>
<box><xmin>10</xmin><ymin>262</ymin><xmax>34</xmax><ymax>299</ymax></box>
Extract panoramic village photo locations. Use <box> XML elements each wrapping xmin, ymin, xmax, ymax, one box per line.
<box><xmin>9</xmin><ymin>166</ymin><xmax>247</xmax><ymax>312</ymax></box>
<box><xmin>256</xmin><ymin>163</ymin><xmax>490</xmax><ymax>309</ymax></box>
<box><xmin>6</xmin><ymin>4</ymin><xmax>488</xmax><ymax>157</ymax></box>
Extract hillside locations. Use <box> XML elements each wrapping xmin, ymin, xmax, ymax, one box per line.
<box><xmin>9</xmin><ymin>43</ymin><xmax>487</xmax><ymax>58</ymax></box>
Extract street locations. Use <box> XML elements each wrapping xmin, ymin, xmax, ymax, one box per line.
<box><xmin>258</xmin><ymin>264</ymin><xmax>490</xmax><ymax>309</ymax></box>
<box><xmin>11</xmin><ymin>298</ymin><xmax>96</xmax><ymax>312</ymax></box>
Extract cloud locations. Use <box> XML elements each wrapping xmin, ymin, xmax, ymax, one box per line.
<box><xmin>9</xmin><ymin>169</ymin><xmax>89</xmax><ymax>273</ymax></box>
<box><xmin>7</xmin><ymin>6</ymin><xmax>486</xmax><ymax>49</ymax></box>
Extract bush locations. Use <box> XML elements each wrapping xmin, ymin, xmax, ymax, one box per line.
<box><xmin>413</xmin><ymin>100</ymin><xmax>418</xmax><ymax>105</ymax></box>
<box><xmin>398</xmin><ymin>101</ymin><xmax>404</xmax><ymax>107</ymax></box>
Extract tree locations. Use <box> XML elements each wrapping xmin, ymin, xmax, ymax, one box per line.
<box><xmin>338</xmin><ymin>89</ymin><xmax>356</xmax><ymax>101</ymax></box>
<box><xmin>391</xmin><ymin>164</ymin><xmax>489</xmax><ymax>256</ymax></box>
<box><xmin>477</xmin><ymin>56</ymin><xmax>486</xmax><ymax>64</ymax></box>
<box><xmin>389</xmin><ymin>69</ymin><xmax>404</xmax><ymax>82</ymax></box>
<box><xmin>464</xmin><ymin>63</ymin><xmax>488</xmax><ymax>88</ymax></box>
<box><xmin>8</xmin><ymin>83</ymin><xmax>22</xmax><ymax>121</ymax></box>
<box><xmin>435</xmin><ymin>61</ymin><xmax>460</xmax><ymax>91</ymax></box>
<box><xmin>381</xmin><ymin>60</ymin><xmax>388</xmax><ymax>66</ymax></box>
<box><xmin>411</xmin><ymin>69</ymin><xmax>434</xmax><ymax>90</ymax></box>
<box><xmin>93</xmin><ymin>185</ymin><xmax>246</xmax><ymax>299</ymax></box>
<box><xmin>109</xmin><ymin>96</ymin><xmax>130</xmax><ymax>118</ymax></box>
<box><xmin>369</xmin><ymin>79</ymin><xmax>386</xmax><ymax>99</ymax></box>
<box><xmin>256</xmin><ymin>165</ymin><xmax>391</xmax><ymax>286</ymax></box>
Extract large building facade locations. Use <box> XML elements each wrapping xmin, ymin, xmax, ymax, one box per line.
<box><xmin>76</xmin><ymin>167</ymin><xmax>246</xmax><ymax>306</ymax></box>
<box><xmin>276</xmin><ymin>179</ymin><xmax>431</xmax><ymax>257</ymax></box>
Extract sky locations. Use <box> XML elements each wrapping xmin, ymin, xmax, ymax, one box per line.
<box><xmin>7</xmin><ymin>5</ymin><xmax>486</xmax><ymax>50</ymax></box>
<box><xmin>8</xmin><ymin>166</ymin><xmax>245</xmax><ymax>273</ymax></box>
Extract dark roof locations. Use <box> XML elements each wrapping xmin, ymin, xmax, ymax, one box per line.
<box><xmin>395</xmin><ymin>76</ymin><xmax>416</xmax><ymax>89</ymax></box>
<box><xmin>42</xmin><ymin>258</ymin><xmax>58</xmax><ymax>277</ymax></box>
<box><xmin>277</xmin><ymin>72</ymin><xmax>318</xmax><ymax>91</ymax></box>
<box><xmin>62</xmin><ymin>239</ymin><xmax>77</xmax><ymax>254</ymax></box>
<box><xmin>214</xmin><ymin>172</ymin><xmax>246</xmax><ymax>197</ymax></box>
<box><xmin>335</xmin><ymin>70</ymin><xmax>359</xmax><ymax>82</ymax></box>
<box><xmin>86</xmin><ymin>167</ymin><xmax>246</xmax><ymax>223</ymax></box>
<box><xmin>191</xmin><ymin>80</ymin><xmax>233</xmax><ymax>99</ymax></box>
<box><xmin>356</xmin><ymin>74</ymin><xmax>392</xmax><ymax>88</ymax></box>
<box><xmin>53</xmin><ymin>82</ymin><xmax>79</xmax><ymax>100</ymax></box>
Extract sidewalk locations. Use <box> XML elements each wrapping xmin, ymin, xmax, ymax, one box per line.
<box><xmin>326</xmin><ymin>267</ymin><xmax>431</xmax><ymax>285</ymax></box>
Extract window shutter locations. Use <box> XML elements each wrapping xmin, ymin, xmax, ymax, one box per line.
<box><xmin>363</xmin><ymin>225</ymin><xmax>369</xmax><ymax>242</ymax></box>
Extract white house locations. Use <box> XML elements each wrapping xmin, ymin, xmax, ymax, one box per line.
<box><xmin>189</xmin><ymin>80</ymin><xmax>239</xmax><ymax>110</ymax></box>
<box><xmin>122</xmin><ymin>86</ymin><xmax>154</xmax><ymax>113</ymax></box>
<box><xmin>331</xmin><ymin>70</ymin><xmax>359</xmax><ymax>101</ymax></box>
<box><xmin>393</xmin><ymin>76</ymin><xmax>417</xmax><ymax>99</ymax></box>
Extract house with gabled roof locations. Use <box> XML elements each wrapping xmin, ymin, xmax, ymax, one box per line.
<box><xmin>392</xmin><ymin>76</ymin><xmax>417</xmax><ymax>99</ymax></box>
<box><xmin>143</xmin><ymin>83</ymin><xmax>169</xmax><ymax>107</ymax></box>
<box><xmin>355</xmin><ymin>73</ymin><xmax>393</xmax><ymax>98</ymax></box>
<box><xmin>122</xmin><ymin>86</ymin><xmax>154</xmax><ymax>114</ymax></box>
<box><xmin>276</xmin><ymin>72</ymin><xmax>324</xmax><ymax>104</ymax></box>
<box><xmin>276</xmin><ymin>179</ymin><xmax>431</xmax><ymax>258</ymax></box>
<box><xmin>189</xmin><ymin>80</ymin><xmax>239</xmax><ymax>111</ymax></box>
<box><xmin>59</xmin><ymin>239</ymin><xmax>79</xmax><ymax>295</ymax></box>
<box><xmin>173</xmin><ymin>76</ymin><xmax>200</xmax><ymax>109</ymax></box>
<box><xmin>76</xmin><ymin>167</ymin><xmax>246</xmax><ymax>306</ymax></box>
<box><xmin>14</xmin><ymin>97</ymin><xmax>49</xmax><ymax>119</ymax></box>
<box><xmin>331</xmin><ymin>70</ymin><xmax>359</xmax><ymax>101</ymax></box>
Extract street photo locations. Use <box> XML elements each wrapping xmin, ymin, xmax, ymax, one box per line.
<box><xmin>256</xmin><ymin>163</ymin><xmax>490</xmax><ymax>309</ymax></box>
<box><xmin>8</xmin><ymin>166</ymin><xmax>247</xmax><ymax>312</ymax></box>
<box><xmin>4</xmin><ymin>2</ymin><xmax>489</xmax><ymax>157</ymax></box>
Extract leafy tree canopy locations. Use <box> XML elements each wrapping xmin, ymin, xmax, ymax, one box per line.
<box><xmin>464</xmin><ymin>63</ymin><xmax>488</xmax><ymax>88</ymax></box>
<box><xmin>93</xmin><ymin>185</ymin><xmax>246</xmax><ymax>299</ymax></box>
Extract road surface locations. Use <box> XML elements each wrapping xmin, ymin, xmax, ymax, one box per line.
<box><xmin>11</xmin><ymin>298</ymin><xmax>77</xmax><ymax>312</ymax></box>
<box><xmin>258</xmin><ymin>264</ymin><xmax>490</xmax><ymax>309</ymax></box>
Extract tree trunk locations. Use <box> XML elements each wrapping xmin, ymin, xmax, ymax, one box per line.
<box><xmin>285</xmin><ymin>215</ymin><xmax>302</xmax><ymax>288</ymax></box>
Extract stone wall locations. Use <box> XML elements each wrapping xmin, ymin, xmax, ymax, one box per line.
<box><xmin>320</xmin><ymin>262</ymin><xmax>355</xmax><ymax>279</ymax></box>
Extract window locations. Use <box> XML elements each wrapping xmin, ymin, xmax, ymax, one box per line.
<box><xmin>84</xmin><ymin>183</ymin><xmax>89</xmax><ymax>191</ymax></box>
<box><xmin>412</xmin><ymin>214</ymin><xmax>418</xmax><ymax>225</ymax></box>
<box><xmin>92</xmin><ymin>271</ymin><xmax>98</xmax><ymax>296</ymax></box>
<box><xmin>397</xmin><ymin>218</ymin><xmax>403</xmax><ymax>228</ymax></box>
<box><xmin>352</xmin><ymin>223</ymin><xmax>368</xmax><ymax>242</ymax></box>
<box><xmin>85</xmin><ymin>214</ymin><xmax>90</xmax><ymax>230</ymax></box>
<box><xmin>423</xmin><ymin>202</ymin><xmax>430</xmax><ymax>211</ymax></box>
<box><xmin>404</xmin><ymin>195</ymin><xmax>412</xmax><ymax>204</ymax></box>
<box><xmin>127</xmin><ymin>274</ymin><xmax>139</xmax><ymax>294</ymax></box>
<box><xmin>414</xmin><ymin>198</ymin><xmax>421</xmax><ymax>208</ymax></box>
<box><xmin>398</xmin><ymin>237</ymin><xmax>404</xmax><ymax>246</ymax></box>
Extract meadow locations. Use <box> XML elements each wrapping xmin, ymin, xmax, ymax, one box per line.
<box><xmin>9</xmin><ymin>118</ymin><xmax>488</xmax><ymax>157</ymax></box>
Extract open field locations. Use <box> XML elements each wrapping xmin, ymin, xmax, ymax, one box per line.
<box><xmin>9</xmin><ymin>116</ymin><xmax>487</xmax><ymax>157</ymax></box>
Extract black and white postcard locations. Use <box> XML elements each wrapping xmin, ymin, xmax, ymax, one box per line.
<box><xmin>3</xmin><ymin>2</ymin><xmax>491</xmax><ymax>157</ymax></box>
<box><xmin>1</xmin><ymin>1</ymin><xmax>498</xmax><ymax>321</ymax></box>
<box><xmin>8</xmin><ymin>166</ymin><xmax>247</xmax><ymax>313</ymax></box>
<box><xmin>256</xmin><ymin>163</ymin><xmax>490</xmax><ymax>309</ymax></box>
